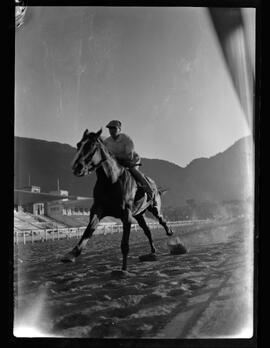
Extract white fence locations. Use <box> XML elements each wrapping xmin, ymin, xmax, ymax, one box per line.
<box><xmin>14</xmin><ymin>219</ymin><xmax>210</xmax><ymax>245</ymax></box>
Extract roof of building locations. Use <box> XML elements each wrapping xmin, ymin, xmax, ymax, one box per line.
<box><xmin>48</xmin><ymin>198</ymin><xmax>93</xmax><ymax>208</ymax></box>
<box><xmin>14</xmin><ymin>189</ymin><xmax>78</xmax><ymax>205</ymax></box>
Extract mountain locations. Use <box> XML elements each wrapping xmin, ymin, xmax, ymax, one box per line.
<box><xmin>14</xmin><ymin>136</ymin><xmax>254</xmax><ymax>207</ymax></box>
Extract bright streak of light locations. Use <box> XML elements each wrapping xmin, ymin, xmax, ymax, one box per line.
<box><xmin>208</xmin><ymin>8</ymin><xmax>255</xmax><ymax>134</ymax></box>
<box><xmin>225</xmin><ymin>25</ymin><xmax>254</xmax><ymax>130</ymax></box>
<box><xmin>14</xmin><ymin>286</ymin><xmax>59</xmax><ymax>337</ymax></box>
<box><xmin>14</xmin><ymin>326</ymin><xmax>58</xmax><ymax>338</ymax></box>
<box><xmin>217</xmin><ymin>324</ymin><xmax>253</xmax><ymax>339</ymax></box>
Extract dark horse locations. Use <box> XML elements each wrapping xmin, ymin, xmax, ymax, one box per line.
<box><xmin>61</xmin><ymin>128</ymin><xmax>174</xmax><ymax>271</ymax></box>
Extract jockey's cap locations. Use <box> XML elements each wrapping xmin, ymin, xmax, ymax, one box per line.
<box><xmin>106</xmin><ymin>120</ymin><xmax>122</xmax><ymax>128</ymax></box>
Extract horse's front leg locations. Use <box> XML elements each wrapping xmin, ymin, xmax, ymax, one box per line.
<box><xmin>61</xmin><ymin>205</ymin><xmax>103</xmax><ymax>263</ymax></box>
<box><xmin>120</xmin><ymin>208</ymin><xmax>133</xmax><ymax>271</ymax></box>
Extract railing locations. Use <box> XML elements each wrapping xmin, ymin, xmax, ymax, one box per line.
<box><xmin>14</xmin><ymin>219</ymin><xmax>211</xmax><ymax>245</ymax></box>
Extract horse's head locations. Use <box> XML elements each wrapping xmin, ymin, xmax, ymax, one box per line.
<box><xmin>71</xmin><ymin>128</ymin><xmax>103</xmax><ymax>177</ymax></box>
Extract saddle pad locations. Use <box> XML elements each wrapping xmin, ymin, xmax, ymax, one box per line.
<box><xmin>132</xmin><ymin>193</ymin><xmax>150</xmax><ymax>216</ymax></box>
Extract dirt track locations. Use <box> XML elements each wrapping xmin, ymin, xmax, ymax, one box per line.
<box><xmin>14</xmin><ymin>217</ymin><xmax>254</xmax><ymax>338</ymax></box>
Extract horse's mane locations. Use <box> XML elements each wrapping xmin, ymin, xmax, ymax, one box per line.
<box><xmin>96</xmin><ymin>137</ymin><xmax>124</xmax><ymax>182</ymax></box>
<box><xmin>98</xmin><ymin>137</ymin><xmax>120</xmax><ymax>164</ymax></box>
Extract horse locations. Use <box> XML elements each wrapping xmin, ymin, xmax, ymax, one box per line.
<box><xmin>61</xmin><ymin>128</ymin><xmax>176</xmax><ymax>272</ymax></box>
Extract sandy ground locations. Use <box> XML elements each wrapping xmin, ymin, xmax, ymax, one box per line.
<box><xmin>13</xmin><ymin>216</ymin><xmax>254</xmax><ymax>338</ymax></box>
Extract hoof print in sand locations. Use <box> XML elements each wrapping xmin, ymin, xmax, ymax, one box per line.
<box><xmin>169</xmin><ymin>244</ymin><xmax>188</xmax><ymax>255</ymax></box>
<box><xmin>167</xmin><ymin>237</ymin><xmax>188</xmax><ymax>255</ymax></box>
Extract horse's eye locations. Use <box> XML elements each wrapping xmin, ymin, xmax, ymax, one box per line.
<box><xmin>76</xmin><ymin>142</ymin><xmax>81</xmax><ymax>149</ymax></box>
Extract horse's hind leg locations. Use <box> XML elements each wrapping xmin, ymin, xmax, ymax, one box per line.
<box><xmin>148</xmin><ymin>205</ymin><xmax>173</xmax><ymax>236</ymax></box>
<box><xmin>120</xmin><ymin>208</ymin><xmax>133</xmax><ymax>271</ymax></box>
<box><xmin>134</xmin><ymin>214</ymin><xmax>156</xmax><ymax>253</ymax></box>
<box><xmin>61</xmin><ymin>205</ymin><xmax>103</xmax><ymax>262</ymax></box>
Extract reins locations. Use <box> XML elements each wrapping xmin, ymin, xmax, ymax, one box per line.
<box><xmin>84</xmin><ymin>144</ymin><xmax>107</xmax><ymax>173</ymax></box>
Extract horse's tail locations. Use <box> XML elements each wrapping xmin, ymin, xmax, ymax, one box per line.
<box><xmin>157</xmin><ymin>187</ymin><xmax>169</xmax><ymax>196</ymax></box>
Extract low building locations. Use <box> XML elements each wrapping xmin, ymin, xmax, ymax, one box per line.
<box><xmin>20</xmin><ymin>185</ymin><xmax>41</xmax><ymax>193</ymax></box>
<box><xmin>46</xmin><ymin>198</ymin><xmax>93</xmax><ymax>218</ymax></box>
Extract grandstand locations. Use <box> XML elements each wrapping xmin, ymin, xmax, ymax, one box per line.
<box><xmin>50</xmin><ymin>214</ymin><xmax>90</xmax><ymax>228</ymax></box>
<box><xmin>14</xmin><ymin>186</ymin><xmax>89</xmax><ymax>230</ymax></box>
<box><xmin>14</xmin><ymin>211</ymin><xmax>67</xmax><ymax>231</ymax></box>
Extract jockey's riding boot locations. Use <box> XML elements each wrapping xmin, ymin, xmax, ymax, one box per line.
<box><xmin>129</xmin><ymin>167</ymin><xmax>154</xmax><ymax>201</ymax></box>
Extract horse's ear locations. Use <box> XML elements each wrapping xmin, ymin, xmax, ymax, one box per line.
<box><xmin>83</xmin><ymin>129</ymin><xmax>89</xmax><ymax>137</ymax></box>
<box><xmin>96</xmin><ymin>128</ymin><xmax>103</xmax><ymax>138</ymax></box>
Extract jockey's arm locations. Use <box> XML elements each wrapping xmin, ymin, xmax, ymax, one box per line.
<box><xmin>116</xmin><ymin>148</ymin><xmax>134</xmax><ymax>162</ymax></box>
<box><xmin>119</xmin><ymin>150</ymin><xmax>141</xmax><ymax>167</ymax></box>
<box><xmin>117</xmin><ymin>138</ymin><xmax>140</xmax><ymax>166</ymax></box>
<box><xmin>118</xmin><ymin>137</ymin><xmax>135</xmax><ymax>161</ymax></box>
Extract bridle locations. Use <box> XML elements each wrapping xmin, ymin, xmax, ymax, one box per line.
<box><xmin>79</xmin><ymin>140</ymin><xmax>107</xmax><ymax>174</ymax></box>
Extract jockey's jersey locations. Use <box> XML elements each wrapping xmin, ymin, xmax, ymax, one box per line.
<box><xmin>104</xmin><ymin>133</ymin><xmax>136</xmax><ymax>161</ymax></box>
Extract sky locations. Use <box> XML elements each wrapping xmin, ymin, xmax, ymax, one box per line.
<box><xmin>15</xmin><ymin>7</ymin><xmax>254</xmax><ymax>167</ymax></box>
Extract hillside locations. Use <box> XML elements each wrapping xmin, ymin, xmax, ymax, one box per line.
<box><xmin>14</xmin><ymin>136</ymin><xmax>254</xmax><ymax>207</ymax></box>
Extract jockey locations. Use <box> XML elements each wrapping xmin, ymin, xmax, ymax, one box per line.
<box><xmin>104</xmin><ymin>120</ymin><xmax>155</xmax><ymax>201</ymax></box>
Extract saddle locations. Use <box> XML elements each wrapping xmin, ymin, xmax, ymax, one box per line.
<box><xmin>131</xmin><ymin>186</ymin><xmax>149</xmax><ymax>216</ymax></box>
<box><xmin>117</xmin><ymin>158</ymin><xmax>158</xmax><ymax>210</ymax></box>
<box><xmin>134</xmin><ymin>175</ymin><xmax>156</xmax><ymax>198</ymax></box>
<box><xmin>134</xmin><ymin>183</ymin><xmax>147</xmax><ymax>201</ymax></box>
<box><xmin>133</xmin><ymin>175</ymin><xmax>159</xmax><ymax>214</ymax></box>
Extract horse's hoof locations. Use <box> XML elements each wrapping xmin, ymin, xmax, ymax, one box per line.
<box><xmin>139</xmin><ymin>253</ymin><xmax>157</xmax><ymax>262</ymax></box>
<box><xmin>111</xmin><ymin>270</ymin><xmax>125</xmax><ymax>277</ymax></box>
<box><xmin>61</xmin><ymin>257</ymin><xmax>75</xmax><ymax>263</ymax></box>
<box><xmin>61</xmin><ymin>252</ymin><xmax>76</xmax><ymax>263</ymax></box>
